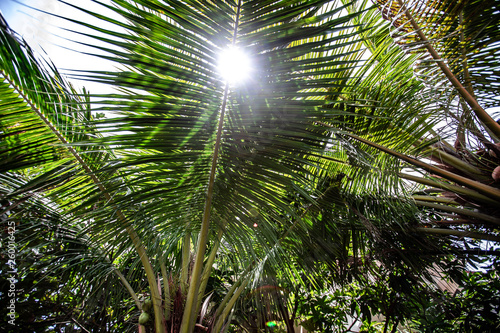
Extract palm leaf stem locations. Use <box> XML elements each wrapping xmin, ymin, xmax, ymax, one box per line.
<box><xmin>338</xmin><ymin>131</ymin><xmax>500</xmax><ymax>201</ymax></box>
<box><xmin>220</xmin><ymin>311</ymin><xmax>235</xmax><ymax>333</ymax></box>
<box><xmin>97</xmin><ymin>236</ymin><xmax>142</xmax><ymax>311</ymax></box>
<box><xmin>369</xmin><ymin>121</ymin><xmax>484</xmax><ymax>179</ymax></box>
<box><xmin>114</xmin><ymin>268</ymin><xmax>141</xmax><ymax>309</ymax></box>
<box><xmin>197</xmin><ymin>225</ymin><xmax>225</xmax><ymax>314</ymax></box>
<box><xmin>160</xmin><ymin>260</ymin><xmax>171</xmax><ymax>321</ymax></box>
<box><xmin>0</xmin><ymin>69</ymin><xmax>164</xmax><ymax>332</ymax></box>
<box><xmin>181</xmin><ymin>0</ymin><xmax>244</xmax><ymax>329</ymax></box>
<box><xmin>181</xmin><ymin>51</ymin><xmax>234</xmax><ymax>333</ymax></box>
<box><xmin>180</xmin><ymin>83</ymin><xmax>230</xmax><ymax>333</ymax></box>
<box><xmin>181</xmin><ymin>231</ymin><xmax>191</xmax><ymax>295</ymax></box>
<box><xmin>396</xmin><ymin>0</ymin><xmax>500</xmax><ymax>139</ymax></box>
<box><xmin>422</xmin><ymin>146</ymin><xmax>485</xmax><ymax>179</ymax></box>
<box><xmin>416</xmin><ymin>227</ymin><xmax>500</xmax><ymax>242</ymax></box>
<box><xmin>212</xmin><ymin>276</ymin><xmax>251</xmax><ymax>333</ymax></box>
<box><xmin>93</xmin><ymin>213</ymin><xmax>165</xmax><ymax>330</ymax></box>
<box><xmin>414</xmin><ymin>200</ymin><xmax>500</xmax><ymax>226</ymax></box>
<box><xmin>433</xmin><ymin>218</ymin><xmax>483</xmax><ymax>225</ymax></box>
<box><xmin>398</xmin><ymin>173</ymin><xmax>497</xmax><ymax>206</ymax></box>
<box><xmin>6</xmin><ymin>188</ymin><xmax>142</xmax><ymax>311</ymax></box>
<box><xmin>412</xmin><ymin>195</ymin><xmax>460</xmax><ymax>205</ymax></box>
<box><xmin>0</xmin><ymin>69</ymin><xmax>78</xmax><ymax>164</ymax></box>
<box><xmin>210</xmin><ymin>262</ymin><xmax>255</xmax><ymax>331</ymax></box>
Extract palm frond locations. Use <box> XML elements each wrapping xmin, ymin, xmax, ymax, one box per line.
<box><xmin>3</xmin><ymin>1</ymin><xmax>498</xmax><ymax>331</ymax></box>
<box><xmin>374</xmin><ymin>0</ymin><xmax>500</xmax><ymax>138</ymax></box>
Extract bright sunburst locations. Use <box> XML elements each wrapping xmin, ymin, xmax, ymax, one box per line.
<box><xmin>218</xmin><ymin>47</ymin><xmax>252</xmax><ymax>84</ymax></box>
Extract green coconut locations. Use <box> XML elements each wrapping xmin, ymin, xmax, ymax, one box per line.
<box><xmin>139</xmin><ymin>311</ymin><xmax>150</xmax><ymax>325</ymax></box>
<box><xmin>142</xmin><ymin>298</ymin><xmax>152</xmax><ymax>312</ymax></box>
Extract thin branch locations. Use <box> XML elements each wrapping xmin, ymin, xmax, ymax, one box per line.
<box><xmin>345</xmin><ymin>314</ymin><xmax>360</xmax><ymax>332</ymax></box>
<box><xmin>71</xmin><ymin>317</ymin><xmax>91</xmax><ymax>333</ymax></box>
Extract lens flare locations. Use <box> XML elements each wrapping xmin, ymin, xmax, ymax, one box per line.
<box><xmin>218</xmin><ymin>47</ymin><xmax>251</xmax><ymax>83</ymax></box>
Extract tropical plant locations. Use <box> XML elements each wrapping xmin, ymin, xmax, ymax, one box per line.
<box><xmin>0</xmin><ymin>1</ymin><xmax>372</xmax><ymax>331</ymax></box>
<box><xmin>313</xmin><ymin>0</ymin><xmax>500</xmax><ymax>276</ymax></box>
<box><xmin>405</xmin><ymin>265</ymin><xmax>500</xmax><ymax>333</ymax></box>
<box><xmin>340</xmin><ymin>0</ymin><xmax>500</xmax><ymax>236</ymax></box>
<box><xmin>1</xmin><ymin>0</ymin><xmax>499</xmax><ymax>332</ymax></box>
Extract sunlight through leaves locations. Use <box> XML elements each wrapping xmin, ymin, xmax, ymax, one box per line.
<box><xmin>218</xmin><ymin>46</ymin><xmax>252</xmax><ymax>84</ymax></box>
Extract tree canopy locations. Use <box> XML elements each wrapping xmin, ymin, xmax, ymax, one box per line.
<box><xmin>1</xmin><ymin>0</ymin><xmax>499</xmax><ymax>332</ymax></box>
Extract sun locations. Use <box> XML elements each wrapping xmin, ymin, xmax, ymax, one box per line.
<box><xmin>218</xmin><ymin>46</ymin><xmax>252</xmax><ymax>84</ymax></box>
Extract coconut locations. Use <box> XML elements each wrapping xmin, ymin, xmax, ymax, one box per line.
<box><xmin>139</xmin><ymin>311</ymin><xmax>150</xmax><ymax>325</ymax></box>
<box><xmin>142</xmin><ymin>298</ymin><xmax>152</xmax><ymax>312</ymax></box>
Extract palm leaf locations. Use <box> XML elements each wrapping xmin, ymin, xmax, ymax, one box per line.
<box><xmin>42</xmin><ymin>0</ymin><xmax>369</xmax><ymax>330</ymax></box>
<box><xmin>0</xmin><ymin>13</ymin><xmax>165</xmax><ymax>329</ymax></box>
<box><xmin>4</xmin><ymin>0</ymin><xmax>494</xmax><ymax>331</ymax></box>
<box><xmin>374</xmin><ymin>0</ymin><xmax>500</xmax><ymax>138</ymax></box>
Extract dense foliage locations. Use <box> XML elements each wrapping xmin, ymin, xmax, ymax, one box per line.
<box><xmin>1</xmin><ymin>0</ymin><xmax>499</xmax><ymax>332</ymax></box>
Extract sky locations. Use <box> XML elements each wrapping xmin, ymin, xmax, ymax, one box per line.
<box><xmin>0</xmin><ymin>0</ymin><xmax>116</xmax><ymax>93</ymax></box>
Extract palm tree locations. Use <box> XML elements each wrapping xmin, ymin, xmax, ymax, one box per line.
<box><xmin>333</xmin><ymin>0</ymin><xmax>500</xmax><ymax>240</ymax></box>
<box><xmin>1</xmin><ymin>0</ymin><xmax>498</xmax><ymax>332</ymax></box>
<box><xmin>1</xmin><ymin>1</ymin><xmax>373</xmax><ymax>331</ymax></box>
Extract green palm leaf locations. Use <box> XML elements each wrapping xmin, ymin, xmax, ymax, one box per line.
<box><xmin>374</xmin><ymin>0</ymin><xmax>500</xmax><ymax>137</ymax></box>
<box><xmin>1</xmin><ymin>1</ymin><xmax>370</xmax><ymax>331</ymax></box>
<box><xmin>4</xmin><ymin>0</ymin><xmax>496</xmax><ymax>331</ymax></box>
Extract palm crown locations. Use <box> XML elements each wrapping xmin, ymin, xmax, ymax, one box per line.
<box><xmin>1</xmin><ymin>0</ymin><xmax>499</xmax><ymax>332</ymax></box>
